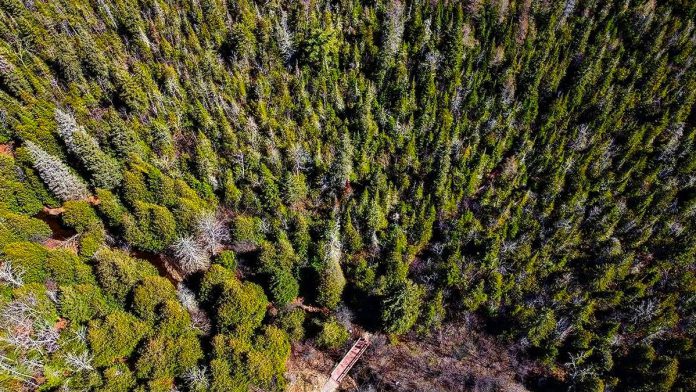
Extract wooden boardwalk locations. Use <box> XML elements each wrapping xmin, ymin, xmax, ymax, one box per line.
<box><xmin>320</xmin><ymin>336</ymin><xmax>370</xmax><ymax>392</ymax></box>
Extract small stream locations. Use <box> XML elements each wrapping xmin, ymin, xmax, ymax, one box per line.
<box><xmin>129</xmin><ymin>249</ymin><xmax>183</xmax><ymax>283</ymax></box>
<box><xmin>34</xmin><ymin>207</ymin><xmax>212</xmax><ymax>333</ymax></box>
<box><xmin>34</xmin><ymin>209</ymin><xmax>182</xmax><ymax>283</ymax></box>
<box><xmin>34</xmin><ymin>210</ymin><xmax>76</xmax><ymax>240</ymax></box>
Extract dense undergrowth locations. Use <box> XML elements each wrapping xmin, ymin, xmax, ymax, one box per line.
<box><xmin>0</xmin><ymin>0</ymin><xmax>695</xmax><ymax>391</ymax></box>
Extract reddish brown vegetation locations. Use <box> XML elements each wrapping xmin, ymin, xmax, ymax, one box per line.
<box><xmin>349</xmin><ymin>319</ymin><xmax>543</xmax><ymax>391</ymax></box>
<box><xmin>0</xmin><ymin>142</ymin><xmax>14</xmax><ymax>156</ymax></box>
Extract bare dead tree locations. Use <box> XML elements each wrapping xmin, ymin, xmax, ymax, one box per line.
<box><xmin>276</xmin><ymin>10</ymin><xmax>294</xmax><ymax>63</ymax></box>
<box><xmin>288</xmin><ymin>143</ymin><xmax>310</xmax><ymax>174</ymax></box>
<box><xmin>630</xmin><ymin>298</ymin><xmax>659</xmax><ymax>324</ymax></box>
<box><xmin>171</xmin><ymin>236</ymin><xmax>210</xmax><ymax>274</ymax></box>
<box><xmin>384</xmin><ymin>0</ymin><xmax>405</xmax><ymax>59</ymax></box>
<box><xmin>35</xmin><ymin>323</ymin><xmax>60</xmax><ymax>353</ymax></box>
<box><xmin>0</xmin><ymin>293</ymin><xmax>64</xmax><ymax>388</ymax></box>
<box><xmin>184</xmin><ymin>366</ymin><xmax>209</xmax><ymax>390</ymax></box>
<box><xmin>0</xmin><ymin>262</ymin><xmax>24</xmax><ymax>287</ymax></box>
<box><xmin>564</xmin><ymin>352</ymin><xmax>596</xmax><ymax>386</ymax></box>
<box><xmin>177</xmin><ymin>283</ymin><xmax>211</xmax><ymax>334</ymax></box>
<box><xmin>196</xmin><ymin>212</ymin><xmax>229</xmax><ymax>255</ymax></box>
<box><xmin>65</xmin><ymin>351</ymin><xmax>94</xmax><ymax>372</ymax></box>
<box><xmin>0</xmin><ymin>354</ymin><xmax>39</xmax><ymax>389</ymax></box>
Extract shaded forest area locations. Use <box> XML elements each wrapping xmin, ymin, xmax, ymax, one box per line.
<box><xmin>0</xmin><ymin>0</ymin><xmax>695</xmax><ymax>391</ymax></box>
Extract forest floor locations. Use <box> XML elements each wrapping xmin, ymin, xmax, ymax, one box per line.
<box><xmin>289</xmin><ymin>316</ymin><xmax>542</xmax><ymax>391</ymax></box>
<box><xmin>286</xmin><ymin>342</ymin><xmax>358</xmax><ymax>392</ymax></box>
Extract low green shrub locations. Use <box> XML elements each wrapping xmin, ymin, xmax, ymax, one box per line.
<box><xmin>215</xmin><ymin>250</ymin><xmax>237</xmax><ymax>270</ymax></box>
<box><xmin>3</xmin><ymin>241</ymin><xmax>48</xmax><ymax>283</ymax></box>
<box><xmin>60</xmin><ymin>284</ymin><xmax>109</xmax><ymax>323</ymax></box>
<box><xmin>316</xmin><ymin>319</ymin><xmax>349</xmax><ymax>349</ymax></box>
<box><xmin>62</xmin><ymin>200</ymin><xmax>100</xmax><ymax>232</ymax></box>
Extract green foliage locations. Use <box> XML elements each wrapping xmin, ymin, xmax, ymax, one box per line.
<box><xmin>0</xmin><ymin>1</ymin><xmax>694</xmax><ymax>389</ymax></box>
<box><xmin>576</xmin><ymin>375</ymin><xmax>605</xmax><ymax>392</ymax></box>
<box><xmin>316</xmin><ymin>319</ymin><xmax>349</xmax><ymax>349</ymax></box>
<box><xmin>0</xmin><ymin>210</ymin><xmax>51</xmax><ymax>244</ymax></box>
<box><xmin>100</xmin><ymin>364</ymin><xmax>136</xmax><ymax>392</ymax></box>
<box><xmin>70</xmin><ymin>128</ymin><xmax>122</xmax><ymax>188</ymax></box>
<box><xmin>88</xmin><ymin>310</ymin><xmax>150</xmax><ymax>367</ymax></box>
<box><xmin>463</xmin><ymin>281</ymin><xmax>488</xmax><ymax>312</ymax></box>
<box><xmin>283</xmin><ymin>172</ymin><xmax>308</xmax><ymax>206</ymax></box>
<box><xmin>231</xmin><ymin>215</ymin><xmax>261</xmax><ymax>243</ymax></box>
<box><xmin>347</xmin><ymin>256</ymin><xmax>376</xmax><ymax>291</ymax></box>
<box><xmin>419</xmin><ymin>290</ymin><xmax>445</xmax><ymax>333</ymax></box>
<box><xmin>209</xmin><ymin>358</ymin><xmax>240</xmax><ymax>392</ymax></box>
<box><xmin>199</xmin><ymin>264</ymin><xmax>238</xmax><ymax>304</ymax></box>
<box><xmin>316</xmin><ymin>222</ymin><xmax>346</xmax><ymax>310</ymax></box>
<box><xmin>93</xmin><ymin>248</ymin><xmax>157</xmax><ymax>304</ymax></box>
<box><xmin>208</xmin><ymin>324</ymin><xmax>291</xmax><ymax>391</ymax></box>
<box><xmin>134</xmin><ymin>300</ymin><xmax>203</xmax><ymax>380</ymax></box>
<box><xmin>215</xmin><ymin>279</ymin><xmax>268</xmax><ymax>338</ymax></box>
<box><xmin>317</xmin><ymin>261</ymin><xmax>346</xmax><ymax>310</ymax></box>
<box><xmin>247</xmin><ymin>326</ymin><xmax>291</xmax><ymax>389</ymax></box>
<box><xmin>526</xmin><ymin>309</ymin><xmax>557</xmax><ymax>347</ymax></box>
<box><xmin>343</xmin><ymin>211</ymin><xmax>363</xmax><ymax>253</ymax></box>
<box><xmin>215</xmin><ymin>250</ymin><xmax>237</xmax><ymax>270</ymax></box>
<box><xmin>268</xmin><ymin>267</ymin><xmax>299</xmax><ymax>305</ymax></box>
<box><xmin>135</xmin><ymin>333</ymin><xmax>203</xmax><ymax>380</ymax></box>
<box><xmin>123</xmin><ymin>201</ymin><xmax>176</xmax><ymax>252</ymax></box>
<box><xmin>114</xmin><ymin>68</ymin><xmax>148</xmax><ymax>113</ymax></box>
<box><xmin>0</xmin><ymin>155</ymin><xmax>43</xmax><ymax>214</ymax></box>
<box><xmin>95</xmin><ymin>188</ymin><xmax>127</xmax><ymax>227</ymax></box>
<box><xmin>131</xmin><ymin>276</ymin><xmax>177</xmax><ymax>321</ymax></box>
<box><xmin>275</xmin><ymin>308</ymin><xmax>306</xmax><ymax>342</ymax></box>
<box><xmin>62</xmin><ymin>200</ymin><xmax>99</xmax><ymax>232</ymax></box>
<box><xmin>122</xmin><ymin>169</ymin><xmax>151</xmax><ymax>206</ymax></box>
<box><xmin>381</xmin><ymin>280</ymin><xmax>423</xmax><ymax>335</ymax></box>
<box><xmin>45</xmin><ymin>248</ymin><xmax>93</xmax><ymax>285</ymax></box>
<box><xmin>78</xmin><ymin>224</ymin><xmax>106</xmax><ymax>259</ymax></box>
<box><xmin>195</xmin><ymin>132</ymin><xmax>219</xmax><ymax>187</ymax></box>
<box><xmin>59</xmin><ymin>284</ymin><xmax>109</xmax><ymax>323</ymax></box>
<box><xmin>2</xmin><ymin>241</ymin><xmax>47</xmax><ymax>283</ymax></box>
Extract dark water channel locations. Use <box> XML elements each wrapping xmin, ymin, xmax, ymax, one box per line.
<box><xmin>34</xmin><ymin>209</ymin><xmax>180</xmax><ymax>283</ymax></box>
<box><xmin>34</xmin><ymin>210</ymin><xmax>76</xmax><ymax>240</ymax></box>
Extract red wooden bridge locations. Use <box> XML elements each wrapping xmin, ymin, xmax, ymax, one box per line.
<box><xmin>321</xmin><ymin>336</ymin><xmax>370</xmax><ymax>392</ymax></box>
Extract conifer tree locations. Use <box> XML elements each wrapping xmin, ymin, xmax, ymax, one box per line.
<box><xmin>381</xmin><ymin>279</ymin><xmax>423</xmax><ymax>335</ymax></box>
<box><xmin>55</xmin><ymin>109</ymin><xmax>122</xmax><ymax>189</ymax></box>
<box><xmin>317</xmin><ymin>219</ymin><xmax>347</xmax><ymax>309</ymax></box>
<box><xmin>0</xmin><ymin>1</ymin><xmax>695</xmax><ymax>389</ymax></box>
<box><xmin>24</xmin><ymin>140</ymin><xmax>90</xmax><ymax>201</ymax></box>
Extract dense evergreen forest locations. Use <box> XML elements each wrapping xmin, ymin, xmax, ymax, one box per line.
<box><xmin>0</xmin><ymin>0</ymin><xmax>694</xmax><ymax>390</ymax></box>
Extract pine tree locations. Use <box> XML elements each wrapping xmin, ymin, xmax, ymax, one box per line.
<box><xmin>259</xmin><ymin>164</ymin><xmax>281</xmax><ymax>212</ymax></box>
<box><xmin>381</xmin><ymin>279</ymin><xmax>423</xmax><ymax>335</ymax></box>
<box><xmin>55</xmin><ymin>109</ymin><xmax>122</xmax><ymax>189</ymax></box>
<box><xmin>195</xmin><ymin>132</ymin><xmax>219</xmax><ymax>189</ymax></box>
<box><xmin>329</xmin><ymin>131</ymin><xmax>353</xmax><ymax>192</ymax></box>
<box><xmin>268</xmin><ymin>267</ymin><xmax>299</xmax><ymax>305</ymax></box>
<box><xmin>24</xmin><ymin>140</ymin><xmax>90</xmax><ymax>201</ymax></box>
<box><xmin>317</xmin><ymin>219</ymin><xmax>347</xmax><ymax>309</ymax></box>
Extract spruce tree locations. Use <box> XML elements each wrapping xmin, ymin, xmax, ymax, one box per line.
<box><xmin>24</xmin><ymin>140</ymin><xmax>90</xmax><ymax>201</ymax></box>
<box><xmin>317</xmin><ymin>219</ymin><xmax>347</xmax><ymax>309</ymax></box>
<box><xmin>55</xmin><ymin>109</ymin><xmax>122</xmax><ymax>189</ymax></box>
